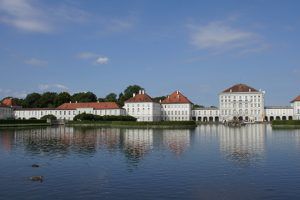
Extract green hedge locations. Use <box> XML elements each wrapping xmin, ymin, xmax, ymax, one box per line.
<box><xmin>272</xmin><ymin>120</ymin><xmax>300</xmax><ymax>126</ymax></box>
<box><xmin>0</xmin><ymin>119</ymin><xmax>47</xmax><ymax>124</ymax></box>
<box><xmin>69</xmin><ymin>120</ymin><xmax>196</xmax><ymax>126</ymax></box>
<box><xmin>41</xmin><ymin>114</ymin><xmax>57</xmax><ymax>120</ymax></box>
<box><xmin>73</xmin><ymin>113</ymin><xmax>137</xmax><ymax>122</ymax></box>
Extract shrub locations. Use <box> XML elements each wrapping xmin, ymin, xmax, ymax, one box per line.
<box><xmin>41</xmin><ymin>114</ymin><xmax>57</xmax><ymax>120</ymax></box>
<box><xmin>73</xmin><ymin>113</ymin><xmax>137</xmax><ymax>122</ymax></box>
<box><xmin>272</xmin><ymin>120</ymin><xmax>300</xmax><ymax>126</ymax></box>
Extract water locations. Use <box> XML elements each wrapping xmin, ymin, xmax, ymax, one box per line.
<box><xmin>1</xmin><ymin>125</ymin><xmax>300</xmax><ymax>200</ymax></box>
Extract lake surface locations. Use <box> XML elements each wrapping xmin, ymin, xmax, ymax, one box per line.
<box><xmin>1</xmin><ymin>125</ymin><xmax>300</xmax><ymax>200</ymax></box>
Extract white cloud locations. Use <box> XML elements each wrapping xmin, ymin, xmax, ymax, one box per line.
<box><xmin>78</xmin><ymin>52</ymin><xmax>109</xmax><ymax>65</ymax></box>
<box><xmin>24</xmin><ymin>58</ymin><xmax>48</xmax><ymax>67</ymax></box>
<box><xmin>96</xmin><ymin>56</ymin><xmax>109</xmax><ymax>65</ymax></box>
<box><xmin>38</xmin><ymin>84</ymin><xmax>68</xmax><ymax>91</ymax></box>
<box><xmin>0</xmin><ymin>0</ymin><xmax>52</xmax><ymax>33</ymax></box>
<box><xmin>0</xmin><ymin>0</ymin><xmax>90</xmax><ymax>33</ymax></box>
<box><xmin>188</xmin><ymin>20</ymin><xmax>268</xmax><ymax>55</ymax></box>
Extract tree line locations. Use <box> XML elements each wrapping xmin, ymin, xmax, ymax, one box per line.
<box><xmin>2</xmin><ymin>85</ymin><xmax>146</xmax><ymax>108</ymax></box>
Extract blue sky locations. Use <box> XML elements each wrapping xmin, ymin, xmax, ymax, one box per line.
<box><xmin>0</xmin><ymin>0</ymin><xmax>299</xmax><ymax>106</ymax></box>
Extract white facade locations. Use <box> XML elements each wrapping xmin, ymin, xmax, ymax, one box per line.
<box><xmin>161</xmin><ymin>90</ymin><xmax>192</xmax><ymax>121</ymax></box>
<box><xmin>14</xmin><ymin>108</ymin><xmax>125</xmax><ymax>120</ymax></box>
<box><xmin>123</xmin><ymin>90</ymin><xmax>161</xmax><ymax>122</ymax></box>
<box><xmin>192</xmin><ymin>108</ymin><xmax>220</xmax><ymax>122</ymax></box>
<box><xmin>292</xmin><ymin>100</ymin><xmax>300</xmax><ymax>120</ymax></box>
<box><xmin>161</xmin><ymin>103</ymin><xmax>192</xmax><ymax>121</ymax></box>
<box><xmin>265</xmin><ymin>106</ymin><xmax>294</xmax><ymax>121</ymax></box>
<box><xmin>0</xmin><ymin>106</ymin><xmax>13</xmax><ymax>119</ymax></box>
<box><xmin>219</xmin><ymin>89</ymin><xmax>265</xmax><ymax>122</ymax></box>
<box><xmin>124</xmin><ymin>102</ymin><xmax>161</xmax><ymax>122</ymax></box>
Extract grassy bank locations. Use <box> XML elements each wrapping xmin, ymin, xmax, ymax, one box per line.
<box><xmin>0</xmin><ymin>119</ymin><xmax>50</xmax><ymax>128</ymax></box>
<box><xmin>272</xmin><ymin>120</ymin><xmax>300</xmax><ymax>129</ymax></box>
<box><xmin>67</xmin><ymin>121</ymin><xmax>197</xmax><ymax>129</ymax></box>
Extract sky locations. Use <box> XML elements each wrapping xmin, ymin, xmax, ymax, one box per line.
<box><xmin>0</xmin><ymin>0</ymin><xmax>299</xmax><ymax>106</ymax></box>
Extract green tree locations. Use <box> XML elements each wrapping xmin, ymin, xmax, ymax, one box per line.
<box><xmin>193</xmin><ymin>104</ymin><xmax>205</xmax><ymax>109</ymax></box>
<box><xmin>41</xmin><ymin>114</ymin><xmax>57</xmax><ymax>120</ymax></box>
<box><xmin>38</xmin><ymin>92</ymin><xmax>58</xmax><ymax>108</ymax></box>
<box><xmin>153</xmin><ymin>96</ymin><xmax>167</xmax><ymax>103</ymax></box>
<box><xmin>118</xmin><ymin>85</ymin><xmax>143</xmax><ymax>106</ymax></box>
<box><xmin>71</xmin><ymin>92</ymin><xmax>97</xmax><ymax>102</ymax></box>
<box><xmin>12</xmin><ymin>98</ymin><xmax>26</xmax><ymax>107</ymax></box>
<box><xmin>105</xmin><ymin>93</ymin><xmax>117</xmax><ymax>102</ymax></box>
<box><xmin>24</xmin><ymin>93</ymin><xmax>42</xmax><ymax>108</ymax></box>
<box><xmin>54</xmin><ymin>92</ymin><xmax>71</xmax><ymax>107</ymax></box>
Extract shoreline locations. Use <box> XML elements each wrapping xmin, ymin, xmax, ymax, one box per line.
<box><xmin>66</xmin><ymin>121</ymin><xmax>197</xmax><ymax>129</ymax></box>
<box><xmin>0</xmin><ymin>123</ymin><xmax>50</xmax><ymax>128</ymax></box>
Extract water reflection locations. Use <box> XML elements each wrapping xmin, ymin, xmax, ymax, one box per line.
<box><xmin>163</xmin><ymin>129</ymin><xmax>191</xmax><ymax>156</ymax></box>
<box><xmin>0</xmin><ymin>127</ymin><xmax>193</xmax><ymax>163</ymax></box>
<box><xmin>217</xmin><ymin>124</ymin><xmax>266</xmax><ymax>167</ymax></box>
<box><xmin>122</xmin><ymin>129</ymin><xmax>153</xmax><ymax>163</ymax></box>
<box><xmin>0</xmin><ymin>125</ymin><xmax>268</xmax><ymax>167</ymax></box>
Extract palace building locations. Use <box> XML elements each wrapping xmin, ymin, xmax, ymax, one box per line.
<box><xmin>123</xmin><ymin>90</ymin><xmax>161</xmax><ymax>122</ymax></box>
<box><xmin>161</xmin><ymin>90</ymin><xmax>192</xmax><ymax>121</ymax></box>
<box><xmin>14</xmin><ymin>102</ymin><xmax>126</xmax><ymax>120</ymax></box>
<box><xmin>0</xmin><ymin>84</ymin><xmax>300</xmax><ymax>122</ymax></box>
<box><xmin>291</xmin><ymin>95</ymin><xmax>300</xmax><ymax>120</ymax></box>
<box><xmin>0</xmin><ymin>103</ymin><xmax>13</xmax><ymax>120</ymax></box>
<box><xmin>219</xmin><ymin>84</ymin><xmax>265</xmax><ymax>122</ymax></box>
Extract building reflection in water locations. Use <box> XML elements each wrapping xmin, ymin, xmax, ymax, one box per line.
<box><xmin>217</xmin><ymin>124</ymin><xmax>266</xmax><ymax>167</ymax></box>
<box><xmin>9</xmin><ymin>127</ymin><xmax>122</xmax><ymax>156</ymax></box>
<box><xmin>0</xmin><ymin>127</ymin><xmax>194</xmax><ymax>162</ymax></box>
<box><xmin>121</xmin><ymin>129</ymin><xmax>153</xmax><ymax>164</ymax></box>
<box><xmin>163</xmin><ymin>129</ymin><xmax>191</xmax><ymax>156</ymax></box>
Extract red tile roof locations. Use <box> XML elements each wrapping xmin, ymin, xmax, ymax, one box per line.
<box><xmin>2</xmin><ymin>98</ymin><xmax>16</xmax><ymax>107</ymax></box>
<box><xmin>15</xmin><ymin>108</ymin><xmax>54</xmax><ymax>111</ymax></box>
<box><xmin>161</xmin><ymin>91</ymin><xmax>192</xmax><ymax>104</ymax></box>
<box><xmin>291</xmin><ymin>95</ymin><xmax>300</xmax><ymax>103</ymax></box>
<box><xmin>223</xmin><ymin>84</ymin><xmax>259</xmax><ymax>93</ymax></box>
<box><xmin>57</xmin><ymin>102</ymin><xmax>120</xmax><ymax>110</ymax></box>
<box><xmin>125</xmin><ymin>92</ymin><xmax>154</xmax><ymax>103</ymax></box>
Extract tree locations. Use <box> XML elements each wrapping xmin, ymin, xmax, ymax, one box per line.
<box><xmin>41</xmin><ymin>114</ymin><xmax>57</xmax><ymax>120</ymax></box>
<box><xmin>54</xmin><ymin>92</ymin><xmax>71</xmax><ymax>107</ymax></box>
<box><xmin>24</xmin><ymin>93</ymin><xmax>42</xmax><ymax>108</ymax></box>
<box><xmin>118</xmin><ymin>85</ymin><xmax>143</xmax><ymax>106</ymax></box>
<box><xmin>71</xmin><ymin>92</ymin><xmax>97</xmax><ymax>102</ymax></box>
<box><xmin>153</xmin><ymin>96</ymin><xmax>167</xmax><ymax>103</ymax></box>
<box><xmin>38</xmin><ymin>92</ymin><xmax>57</xmax><ymax>108</ymax></box>
<box><xmin>193</xmin><ymin>104</ymin><xmax>205</xmax><ymax>109</ymax></box>
<box><xmin>105</xmin><ymin>93</ymin><xmax>117</xmax><ymax>102</ymax></box>
<box><xmin>12</xmin><ymin>98</ymin><xmax>26</xmax><ymax>107</ymax></box>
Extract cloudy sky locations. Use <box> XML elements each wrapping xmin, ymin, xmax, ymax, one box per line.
<box><xmin>0</xmin><ymin>0</ymin><xmax>299</xmax><ymax>106</ymax></box>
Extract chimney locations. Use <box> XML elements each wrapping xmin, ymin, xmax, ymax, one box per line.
<box><xmin>176</xmin><ymin>90</ymin><xmax>179</xmax><ymax>94</ymax></box>
<box><xmin>75</xmin><ymin>101</ymin><xmax>78</xmax><ymax>103</ymax></box>
<box><xmin>142</xmin><ymin>90</ymin><xmax>145</xmax><ymax>94</ymax></box>
<box><xmin>249</xmin><ymin>89</ymin><xmax>251</xmax><ymax>92</ymax></box>
<box><xmin>168</xmin><ymin>95</ymin><xmax>170</xmax><ymax>99</ymax></box>
<box><xmin>133</xmin><ymin>93</ymin><xmax>136</xmax><ymax>97</ymax></box>
<box><xmin>69</xmin><ymin>101</ymin><xmax>72</xmax><ymax>103</ymax></box>
<box><xmin>230</xmin><ymin>89</ymin><xmax>232</xmax><ymax>92</ymax></box>
<box><xmin>139</xmin><ymin>90</ymin><xmax>142</xmax><ymax>94</ymax></box>
<box><xmin>159</xmin><ymin>99</ymin><xmax>162</xmax><ymax>103</ymax></box>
